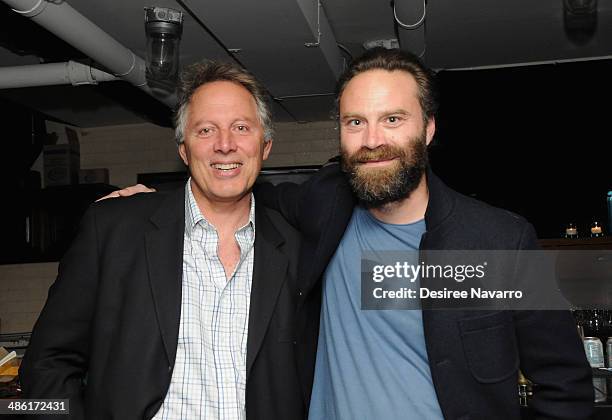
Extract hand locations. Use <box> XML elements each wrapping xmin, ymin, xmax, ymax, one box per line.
<box><xmin>96</xmin><ymin>184</ymin><xmax>156</xmax><ymax>201</ymax></box>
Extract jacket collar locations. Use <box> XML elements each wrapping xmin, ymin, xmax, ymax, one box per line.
<box><xmin>253</xmin><ymin>200</ymin><xmax>285</xmax><ymax>248</ymax></box>
<box><xmin>423</xmin><ymin>167</ymin><xmax>457</xmax><ymax>234</ymax></box>
<box><xmin>149</xmin><ymin>187</ymin><xmax>185</xmax><ymax>228</ymax></box>
<box><xmin>247</xmin><ymin>204</ymin><xmax>288</xmax><ymax>377</ymax></box>
<box><xmin>146</xmin><ymin>187</ymin><xmax>186</xmax><ymax>366</ymax></box>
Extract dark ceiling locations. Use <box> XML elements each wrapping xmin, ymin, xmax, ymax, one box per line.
<box><xmin>0</xmin><ymin>0</ymin><xmax>610</xmax><ymax>127</ymax></box>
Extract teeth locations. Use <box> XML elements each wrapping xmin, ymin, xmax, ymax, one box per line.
<box><xmin>211</xmin><ymin>163</ymin><xmax>241</xmax><ymax>170</ymax></box>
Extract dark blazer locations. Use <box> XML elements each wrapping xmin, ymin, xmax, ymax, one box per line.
<box><xmin>257</xmin><ymin>163</ymin><xmax>594</xmax><ymax>420</ymax></box>
<box><xmin>20</xmin><ymin>186</ymin><xmax>306</xmax><ymax>420</ymax></box>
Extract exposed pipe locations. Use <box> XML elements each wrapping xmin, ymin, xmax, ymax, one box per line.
<box><xmin>3</xmin><ymin>0</ymin><xmax>175</xmax><ymax>107</ymax></box>
<box><xmin>0</xmin><ymin>61</ymin><xmax>117</xmax><ymax>89</ymax></box>
<box><xmin>441</xmin><ymin>54</ymin><xmax>612</xmax><ymax>71</ymax></box>
<box><xmin>394</xmin><ymin>0</ymin><xmax>427</xmax><ymax>58</ymax></box>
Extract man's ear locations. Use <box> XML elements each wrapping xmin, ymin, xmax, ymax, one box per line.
<box><xmin>425</xmin><ymin>117</ymin><xmax>436</xmax><ymax>146</ymax></box>
<box><xmin>178</xmin><ymin>142</ymin><xmax>189</xmax><ymax>166</ymax></box>
<box><xmin>262</xmin><ymin>139</ymin><xmax>273</xmax><ymax>161</ymax></box>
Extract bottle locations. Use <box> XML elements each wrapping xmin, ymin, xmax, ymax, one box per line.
<box><xmin>592</xmin><ymin>310</ymin><xmax>604</xmax><ymax>334</ymax></box>
<box><xmin>564</xmin><ymin>222</ymin><xmax>578</xmax><ymax>239</ymax></box>
<box><xmin>518</xmin><ymin>370</ymin><xmax>533</xmax><ymax>407</ymax></box>
<box><xmin>608</xmin><ymin>191</ymin><xmax>612</xmax><ymax>235</ymax></box>
<box><xmin>584</xmin><ymin>337</ymin><xmax>607</xmax><ymax>402</ymax></box>
<box><xmin>591</xmin><ymin>221</ymin><xmax>604</xmax><ymax>238</ymax></box>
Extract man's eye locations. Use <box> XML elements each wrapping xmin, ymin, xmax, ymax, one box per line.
<box><xmin>348</xmin><ymin>119</ymin><xmax>361</xmax><ymax>126</ymax></box>
<box><xmin>236</xmin><ymin>125</ymin><xmax>249</xmax><ymax>132</ymax></box>
<box><xmin>387</xmin><ymin>116</ymin><xmax>401</xmax><ymax>123</ymax></box>
<box><xmin>198</xmin><ymin>127</ymin><xmax>215</xmax><ymax>136</ymax></box>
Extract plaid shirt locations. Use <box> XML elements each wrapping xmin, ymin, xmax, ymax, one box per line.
<box><xmin>153</xmin><ymin>181</ymin><xmax>255</xmax><ymax>420</ymax></box>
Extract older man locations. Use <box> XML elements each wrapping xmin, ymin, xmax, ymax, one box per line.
<box><xmin>20</xmin><ymin>61</ymin><xmax>308</xmax><ymax>420</ymax></box>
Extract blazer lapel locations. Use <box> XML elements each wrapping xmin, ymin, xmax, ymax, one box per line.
<box><xmin>145</xmin><ymin>188</ymin><xmax>185</xmax><ymax>366</ymax></box>
<box><xmin>246</xmin><ymin>206</ymin><xmax>288</xmax><ymax>377</ymax></box>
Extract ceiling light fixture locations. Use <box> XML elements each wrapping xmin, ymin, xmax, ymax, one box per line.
<box><xmin>393</xmin><ymin>0</ymin><xmax>426</xmax><ymax>30</ymax></box>
<box><xmin>563</xmin><ymin>0</ymin><xmax>597</xmax><ymax>44</ymax></box>
<box><xmin>144</xmin><ymin>6</ymin><xmax>183</xmax><ymax>90</ymax></box>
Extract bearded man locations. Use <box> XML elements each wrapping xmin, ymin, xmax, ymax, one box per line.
<box><xmin>258</xmin><ymin>47</ymin><xmax>593</xmax><ymax>420</ymax></box>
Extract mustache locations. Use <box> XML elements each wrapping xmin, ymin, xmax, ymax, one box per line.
<box><xmin>346</xmin><ymin>145</ymin><xmax>404</xmax><ymax>164</ymax></box>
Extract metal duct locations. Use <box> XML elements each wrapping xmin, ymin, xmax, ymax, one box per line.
<box><xmin>0</xmin><ymin>61</ymin><xmax>116</xmax><ymax>89</ymax></box>
<box><xmin>395</xmin><ymin>0</ymin><xmax>427</xmax><ymax>59</ymax></box>
<box><xmin>3</xmin><ymin>0</ymin><xmax>175</xmax><ymax>107</ymax></box>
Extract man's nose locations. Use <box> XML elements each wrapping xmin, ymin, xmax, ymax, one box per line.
<box><xmin>364</xmin><ymin>125</ymin><xmax>385</xmax><ymax>149</ymax></box>
<box><xmin>213</xmin><ymin>129</ymin><xmax>237</xmax><ymax>153</ymax></box>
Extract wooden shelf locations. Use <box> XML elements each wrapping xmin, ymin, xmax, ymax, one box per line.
<box><xmin>539</xmin><ymin>237</ymin><xmax>612</xmax><ymax>250</ymax></box>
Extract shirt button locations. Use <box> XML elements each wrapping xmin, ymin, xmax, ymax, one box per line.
<box><xmin>297</xmin><ymin>290</ymin><xmax>303</xmax><ymax>296</ymax></box>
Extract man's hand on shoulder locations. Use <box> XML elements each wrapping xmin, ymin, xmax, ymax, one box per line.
<box><xmin>96</xmin><ymin>184</ymin><xmax>156</xmax><ymax>202</ymax></box>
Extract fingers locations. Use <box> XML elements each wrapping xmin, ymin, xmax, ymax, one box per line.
<box><xmin>117</xmin><ymin>184</ymin><xmax>156</xmax><ymax>196</ymax></box>
<box><xmin>95</xmin><ymin>184</ymin><xmax>156</xmax><ymax>202</ymax></box>
<box><xmin>95</xmin><ymin>191</ymin><xmax>121</xmax><ymax>202</ymax></box>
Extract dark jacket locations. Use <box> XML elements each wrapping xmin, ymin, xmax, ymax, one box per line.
<box><xmin>257</xmin><ymin>163</ymin><xmax>594</xmax><ymax>420</ymax></box>
<box><xmin>20</xmin><ymin>187</ymin><xmax>307</xmax><ymax>420</ymax></box>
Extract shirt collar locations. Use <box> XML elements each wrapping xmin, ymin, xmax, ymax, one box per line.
<box><xmin>184</xmin><ymin>179</ymin><xmax>256</xmax><ymax>238</ymax></box>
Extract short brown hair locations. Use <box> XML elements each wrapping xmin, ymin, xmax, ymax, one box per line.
<box><xmin>174</xmin><ymin>60</ymin><xmax>273</xmax><ymax>144</ymax></box>
<box><xmin>336</xmin><ymin>48</ymin><xmax>438</xmax><ymax>123</ymax></box>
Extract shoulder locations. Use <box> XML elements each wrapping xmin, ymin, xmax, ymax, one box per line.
<box><xmin>259</xmin><ymin>205</ymin><xmax>301</xmax><ymax>241</ymax></box>
<box><xmin>453</xmin><ymin>190</ymin><xmax>529</xmax><ymax>230</ymax></box>
<box><xmin>305</xmin><ymin>162</ymin><xmax>353</xmax><ymax>208</ymax></box>
<box><xmin>86</xmin><ymin>187</ymin><xmax>183</xmax><ymax>229</ymax></box>
<box><xmin>312</xmin><ymin>162</ymin><xmax>347</xmax><ymax>185</ymax></box>
<box><xmin>447</xmin><ymin>189</ymin><xmax>537</xmax><ymax>249</ymax></box>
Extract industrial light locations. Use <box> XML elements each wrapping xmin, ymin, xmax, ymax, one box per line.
<box><xmin>563</xmin><ymin>0</ymin><xmax>597</xmax><ymax>44</ymax></box>
<box><xmin>144</xmin><ymin>6</ymin><xmax>183</xmax><ymax>89</ymax></box>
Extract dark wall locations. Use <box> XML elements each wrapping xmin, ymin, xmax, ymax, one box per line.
<box><xmin>0</xmin><ymin>99</ymin><xmax>45</xmax><ymax>189</ymax></box>
<box><xmin>430</xmin><ymin>59</ymin><xmax>612</xmax><ymax>238</ymax></box>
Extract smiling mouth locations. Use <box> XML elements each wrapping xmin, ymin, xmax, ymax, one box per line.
<box><xmin>359</xmin><ymin>157</ymin><xmax>398</xmax><ymax>164</ymax></box>
<box><xmin>211</xmin><ymin>163</ymin><xmax>242</xmax><ymax>171</ymax></box>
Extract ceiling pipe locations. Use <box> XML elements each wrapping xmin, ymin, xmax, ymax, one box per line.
<box><xmin>3</xmin><ymin>0</ymin><xmax>175</xmax><ymax>107</ymax></box>
<box><xmin>0</xmin><ymin>61</ymin><xmax>117</xmax><ymax>89</ymax></box>
<box><xmin>394</xmin><ymin>0</ymin><xmax>427</xmax><ymax>58</ymax></box>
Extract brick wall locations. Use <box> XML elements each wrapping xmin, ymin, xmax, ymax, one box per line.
<box><xmin>0</xmin><ymin>263</ymin><xmax>57</xmax><ymax>334</ymax></box>
<box><xmin>79</xmin><ymin>120</ymin><xmax>339</xmax><ymax>188</ymax></box>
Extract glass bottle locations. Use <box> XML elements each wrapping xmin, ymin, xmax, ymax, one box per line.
<box><xmin>607</xmin><ymin>191</ymin><xmax>612</xmax><ymax>235</ymax></box>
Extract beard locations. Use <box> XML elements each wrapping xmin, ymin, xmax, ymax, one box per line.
<box><xmin>341</xmin><ymin>130</ymin><xmax>428</xmax><ymax>209</ymax></box>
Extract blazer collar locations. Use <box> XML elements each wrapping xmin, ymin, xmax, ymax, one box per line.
<box><xmin>145</xmin><ymin>187</ymin><xmax>185</xmax><ymax>366</ymax></box>
<box><xmin>423</xmin><ymin>167</ymin><xmax>457</xmax><ymax>240</ymax></box>
<box><xmin>246</xmin><ymin>204</ymin><xmax>288</xmax><ymax>378</ymax></box>
<box><xmin>149</xmin><ymin>187</ymin><xmax>185</xmax><ymax>228</ymax></box>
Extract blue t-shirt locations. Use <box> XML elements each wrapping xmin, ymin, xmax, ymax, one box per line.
<box><xmin>308</xmin><ymin>206</ymin><xmax>444</xmax><ymax>420</ymax></box>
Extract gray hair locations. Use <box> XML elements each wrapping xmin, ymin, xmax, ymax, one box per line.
<box><xmin>174</xmin><ymin>60</ymin><xmax>274</xmax><ymax>144</ymax></box>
